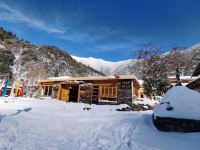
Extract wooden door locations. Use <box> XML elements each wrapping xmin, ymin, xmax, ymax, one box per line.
<box><xmin>60</xmin><ymin>85</ymin><xmax>69</xmax><ymax>102</ymax></box>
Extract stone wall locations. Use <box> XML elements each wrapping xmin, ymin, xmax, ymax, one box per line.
<box><xmin>117</xmin><ymin>82</ymin><xmax>132</xmax><ymax>104</ymax></box>
<box><xmin>153</xmin><ymin>115</ymin><xmax>200</xmax><ymax>133</ymax></box>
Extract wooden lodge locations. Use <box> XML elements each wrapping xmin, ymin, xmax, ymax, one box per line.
<box><xmin>39</xmin><ymin>75</ymin><xmax>141</xmax><ymax>104</ymax></box>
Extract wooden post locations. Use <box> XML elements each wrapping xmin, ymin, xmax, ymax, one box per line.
<box><xmin>131</xmin><ymin>81</ymin><xmax>135</xmax><ymax>105</ymax></box>
<box><xmin>47</xmin><ymin>86</ymin><xmax>50</xmax><ymax>96</ymax></box>
<box><xmin>99</xmin><ymin>85</ymin><xmax>102</xmax><ymax>99</ymax></box>
<box><xmin>115</xmin><ymin>84</ymin><xmax>118</xmax><ymax>98</ymax></box>
<box><xmin>51</xmin><ymin>86</ymin><xmax>54</xmax><ymax>98</ymax></box>
<box><xmin>77</xmin><ymin>85</ymin><xmax>81</xmax><ymax>102</ymax></box>
<box><xmin>57</xmin><ymin>85</ymin><xmax>61</xmax><ymax>100</ymax></box>
<box><xmin>15</xmin><ymin>80</ymin><xmax>20</xmax><ymax>97</ymax></box>
<box><xmin>41</xmin><ymin>86</ymin><xmax>44</xmax><ymax>97</ymax></box>
<box><xmin>90</xmin><ymin>86</ymin><xmax>93</xmax><ymax>105</ymax></box>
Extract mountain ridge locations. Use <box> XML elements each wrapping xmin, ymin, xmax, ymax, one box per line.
<box><xmin>72</xmin><ymin>44</ymin><xmax>200</xmax><ymax>78</ymax></box>
<box><xmin>72</xmin><ymin>55</ymin><xmax>134</xmax><ymax>75</ymax></box>
<box><xmin>0</xmin><ymin>27</ymin><xmax>104</xmax><ymax>83</ymax></box>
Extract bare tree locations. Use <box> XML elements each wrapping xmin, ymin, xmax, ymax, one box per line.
<box><xmin>164</xmin><ymin>47</ymin><xmax>189</xmax><ymax>76</ymax></box>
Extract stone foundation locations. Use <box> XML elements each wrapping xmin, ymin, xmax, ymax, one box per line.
<box><xmin>153</xmin><ymin>115</ymin><xmax>200</xmax><ymax>133</ymax></box>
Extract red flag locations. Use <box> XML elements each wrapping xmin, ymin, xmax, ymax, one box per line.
<box><xmin>21</xmin><ymin>80</ymin><xmax>25</xmax><ymax>97</ymax></box>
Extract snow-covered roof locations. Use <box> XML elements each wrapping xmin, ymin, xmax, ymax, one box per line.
<box><xmin>48</xmin><ymin>76</ymin><xmax>71</xmax><ymax>80</ymax></box>
<box><xmin>154</xmin><ymin>86</ymin><xmax>200</xmax><ymax>120</ymax></box>
<box><xmin>168</xmin><ymin>76</ymin><xmax>198</xmax><ymax>86</ymax></box>
<box><xmin>43</xmin><ymin>75</ymin><xmax>138</xmax><ymax>82</ymax></box>
<box><xmin>39</xmin><ymin>75</ymin><xmax>140</xmax><ymax>88</ymax></box>
<box><xmin>138</xmin><ymin>80</ymin><xmax>144</xmax><ymax>85</ymax></box>
<box><xmin>168</xmin><ymin>76</ymin><xmax>193</xmax><ymax>80</ymax></box>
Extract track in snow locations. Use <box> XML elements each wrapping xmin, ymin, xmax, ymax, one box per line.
<box><xmin>0</xmin><ymin>98</ymin><xmax>199</xmax><ymax>150</ymax></box>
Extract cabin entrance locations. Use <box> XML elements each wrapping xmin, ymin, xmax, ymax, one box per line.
<box><xmin>60</xmin><ymin>85</ymin><xmax>69</xmax><ymax>102</ymax></box>
<box><xmin>69</xmin><ymin>85</ymin><xmax>79</xmax><ymax>102</ymax></box>
<box><xmin>92</xmin><ymin>86</ymin><xmax>99</xmax><ymax>104</ymax></box>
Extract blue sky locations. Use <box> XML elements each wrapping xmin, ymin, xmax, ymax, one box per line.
<box><xmin>0</xmin><ymin>0</ymin><xmax>200</xmax><ymax>61</ymax></box>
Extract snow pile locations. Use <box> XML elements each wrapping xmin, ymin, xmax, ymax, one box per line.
<box><xmin>134</xmin><ymin>98</ymin><xmax>159</xmax><ymax>107</ymax></box>
<box><xmin>0</xmin><ymin>44</ymin><xmax>5</xmax><ymax>49</ymax></box>
<box><xmin>138</xmin><ymin>80</ymin><xmax>144</xmax><ymax>85</ymax></box>
<box><xmin>154</xmin><ymin>86</ymin><xmax>200</xmax><ymax>120</ymax></box>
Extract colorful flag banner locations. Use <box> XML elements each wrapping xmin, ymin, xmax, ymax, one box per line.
<box><xmin>10</xmin><ymin>73</ymin><xmax>16</xmax><ymax>97</ymax></box>
<box><xmin>25</xmin><ymin>80</ymin><xmax>29</xmax><ymax>97</ymax></box>
<box><xmin>2</xmin><ymin>79</ymin><xmax>10</xmax><ymax>96</ymax></box>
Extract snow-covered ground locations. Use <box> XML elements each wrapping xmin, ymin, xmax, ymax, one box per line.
<box><xmin>0</xmin><ymin>97</ymin><xmax>199</xmax><ymax>150</ymax></box>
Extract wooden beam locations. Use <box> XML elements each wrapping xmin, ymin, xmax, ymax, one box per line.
<box><xmin>41</xmin><ymin>84</ymin><xmax>52</xmax><ymax>87</ymax></box>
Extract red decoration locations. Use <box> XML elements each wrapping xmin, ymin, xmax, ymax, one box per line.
<box><xmin>114</xmin><ymin>74</ymin><xmax>120</xmax><ymax>79</ymax></box>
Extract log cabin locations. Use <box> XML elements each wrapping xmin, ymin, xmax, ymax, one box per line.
<box><xmin>38</xmin><ymin>75</ymin><xmax>141</xmax><ymax>104</ymax></box>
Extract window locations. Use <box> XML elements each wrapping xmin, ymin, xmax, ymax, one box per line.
<box><xmin>43</xmin><ymin>86</ymin><xmax>52</xmax><ymax>96</ymax></box>
<box><xmin>101</xmin><ymin>84</ymin><xmax>117</xmax><ymax>98</ymax></box>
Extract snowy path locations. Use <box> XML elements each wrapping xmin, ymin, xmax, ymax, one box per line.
<box><xmin>0</xmin><ymin>98</ymin><xmax>199</xmax><ymax>150</ymax></box>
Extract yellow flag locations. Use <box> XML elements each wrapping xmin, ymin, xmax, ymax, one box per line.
<box><xmin>15</xmin><ymin>80</ymin><xmax>20</xmax><ymax>97</ymax></box>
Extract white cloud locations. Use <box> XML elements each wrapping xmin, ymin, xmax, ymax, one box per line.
<box><xmin>0</xmin><ymin>4</ymin><xmax>65</xmax><ymax>34</ymax></box>
<box><xmin>58</xmin><ymin>31</ymin><xmax>103</xmax><ymax>43</ymax></box>
<box><xmin>90</xmin><ymin>39</ymin><xmax>141</xmax><ymax>52</ymax></box>
<box><xmin>96</xmin><ymin>43</ymin><xmax>130</xmax><ymax>50</ymax></box>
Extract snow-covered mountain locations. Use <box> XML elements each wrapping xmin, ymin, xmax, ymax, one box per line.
<box><xmin>72</xmin><ymin>56</ymin><xmax>136</xmax><ymax>75</ymax></box>
<box><xmin>0</xmin><ymin>27</ymin><xmax>104</xmax><ymax>82</ymax></box>
<box><xmin>72</xmin><ymin>43</ymin><xmax>200</xmax><ymax>78</ymax></box>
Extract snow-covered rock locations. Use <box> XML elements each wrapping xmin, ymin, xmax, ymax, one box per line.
<box><xmin>0</xmin><ymin>44</ymin><xmax>5</xmax><ymax>49</ymax></box>
<box><xmin>154</xmin><ymin>86</ymin><xmax>200</xmax><ymax>120</ymax></box>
